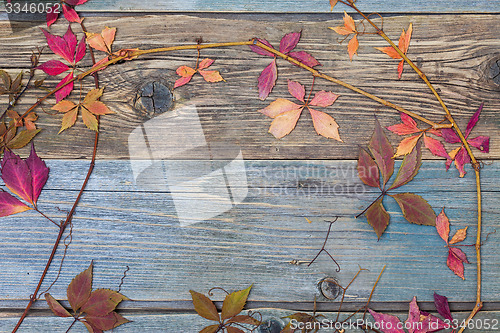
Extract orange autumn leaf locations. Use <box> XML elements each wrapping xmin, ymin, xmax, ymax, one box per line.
<box><xmin>393</xmin><ymin>133</ymin><xmax>422</xmax><ymax>158</ymax></box>
<box><xmin>375</xmin><ymin>23</ymin><xmax>413</xmax><ymax>78</ymax></box>
<box><xmin>347</xmin><ymin>35</ymin><xmax>359</xmax><ymax>61</ymax></box>
<box><xmin>329</xmin><ymin>12</ymin><xmax>359</xmax><ymax>60</ymax></box>
<box><xmin>449</xmin><ymin>226</ymin><xmax>468</xmax><ymax>244</ymax></box>
<box><xmin>174</xmin><ymin>58</ymin><xmax>224</xmax><ymax>88</ymax></box>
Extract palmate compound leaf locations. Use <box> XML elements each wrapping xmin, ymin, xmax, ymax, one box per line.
<box><xmin>369</xmin><ymin>118</ymin><xmax>394</xmax><ymax>186</ymax></box>
<box><xmin>390</xmin><ymin>193</ymin><xmax>436</xmax><ymax>226</ymax></box>
<box><xmin>221</xmin><ymin>285</ymin><xmax>252</xmax><ymax>320</ymax></box>
<box><xmin>67</xmin><ymin>262</ymin><xmax>93</xmax><ymax>313</ymax></box>
<box><xmin>365</xmin><ymin>197</ymin><xmax>390</xmax><ymax>240</ymax></box>
<box><xmin>375</xmin><ymin>23</ymin><xmax>413</xmax><ymax>79</ymax></box>
<box><xmin>190</xmin><ymin>290</ymin><xmax>220</xmax><ymax>322</ymax></box>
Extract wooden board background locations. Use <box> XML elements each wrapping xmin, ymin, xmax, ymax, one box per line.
<box><xmin>0</xmin><ymin>1</ymin><xmax>499</xmax><ymax>332</ymax></box>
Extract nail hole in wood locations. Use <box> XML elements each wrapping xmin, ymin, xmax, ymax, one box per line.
<box><xmin>257</xmin><ymin>318</ymin><xmax>284</xmax><ymax>333</ymax></box>
<box><xmin>319</xmin><ymin>277</ymin><xmax>341</xmax><ymax>300</ymax></box>
<box><xmin>133</xmin><ymin>81</ymin><xmax>174</xmax><ymax>119</ymax></box>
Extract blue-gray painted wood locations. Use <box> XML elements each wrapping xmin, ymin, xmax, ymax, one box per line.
<box><xmin>0</xmin><ymin>160</ymin><xmax>498</xmax><ymax>308</ymax></box>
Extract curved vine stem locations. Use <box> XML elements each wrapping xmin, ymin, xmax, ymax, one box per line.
<box><xmin>337</xmin><ymin>0</ymin><xmax>483</xmax><ymax>329</ymax></box>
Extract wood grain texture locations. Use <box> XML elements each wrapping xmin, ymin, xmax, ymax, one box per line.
<box><xmin>2</xmin><ymin>0</ymin><xmax>497</xmax><ymax>13</ymax></box>
<box><xmin>0</xmin><ymin>13</ymin><xmax>498</xmax><ymax>160</ymax></box>
<box><xmin>1</xmin><ymin>310</ymin><xmax>500</xmax><ymax>332</ymax></box>
<box><xmin>0</xmin><ymin>160</ymin><xmax>498</xmax><ymax>308</ymax></box>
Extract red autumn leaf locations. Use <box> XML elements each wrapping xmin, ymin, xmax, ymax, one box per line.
<box><xmin>365</xmin><ymin>197</ymin><xmax>390</xmax><ymax>240</ymax></box>
<box><xmin>81</xmin><ymin>289</ymin><xmax>128</xmax><ymax>317</ymax></box>
<box><xmin>287</xmin><ymin>79</ymin><xmax>305</xmax><ymax>102</ymax></box>
<box><xmin>390</xmin><ymin>192</ymin><xmax>436</xmax><ymax>226</ymax></box>
<box><xmin>441</xmin><ymin>128</ymin><xmax>460</xmax><ymax>144</ymax></box>
<box><xmin>308</xmin><ymin>108</ymin><xmax>341</xmax><ymax>141</ymax></box>
<box><xmin>221</xmin><ymin>285</ymin><xmax>252</xmax><ymax>320</ymax></box>
<box><xmin>36</xmin><ymin>60</ymin><xmax>70</xmax><ymax>76</ymax></box>
<box><xmin>393</xmin><ymin>133</ymin><xmax>422</xmax><ymax>158</ymax></box>
<box><xmin>174</xmin><ymin>59</ymin><xmax>224</xmax><ymax>89</ymax></box>
<box><xmin>45</xmin><ymin>293</ymin><xmax>72</xmax><ymax>318</ymax></box>
<box><xmin>433</xmin><ymin>293</ymin><xmax>453</xmax><ymax>321</ymax></box>
<box><xmin>387</xmin><ymin>113</ymin><xmax>420</xmax><ymax>135</ymax></box>
<box><xmin>26</xmin><ymin>143</ymin><xmax>49</xmax><ymax>205</ymax></box>
<box><xmin>376</xmin><ymin>23</ymin><xmax>412</xmax><ymax>78</ymax></box>
<box><xmin>309</xmin><ymin>91</ymin><xmax>339</xmax><ymax>107</ymax></box>
<box><xmin>279</xmin><ymin>31</ymin><xmax>301</xmax><ymax>55</ymax></box>
<box><xmin>449</xmin><ymin>226</ymin><xmax>468</xmax><ymax>244</ymax></box>
<box><xmin>189</xmin><ymin>290</ymin><xmax>220</xmax><ymax>322</ymax></box>
<box><xmin>55</xmin><ymin>71</ymin><xmax>74</xmax><ymax>102</ymax></box>
<box><xmin>406</xmin><ymin>296</ymin><xmax>447</xmax><ymax>333</ymax></box>
<box><xmin>405</xmin><ymin>296</ymin><xmax>420</xmax><ymax>333</ymax></box>
<box><xmin>249</xmin><ymin>38</ymin><xmax>275</xmax><ymax>57</ymax></box>
<box><xmin>288</xmin><ymin>51</ymin><xmax>321</xmax><ymax>68</ymax></box>
<box><xmin>467</xmin><ymin>135</ymin><xmax>489</xmax><ymax>153</ymax></box>
<box><xmin>85</xmin><ymin>311</ymin><xmax>130</xmax><ymax>331</ymax></box>
<box><xmin>465</xmin><ymin>102</ymin><xmax>483</xmax><ymax>137</ymax></box>
<box><xmin>453</xmin><ymin>147</ymin><xmax>470</xmax><ymax>178</ymax></box>
<box><xmin>1</xmin><ymin>149</ymin><xmax>33</xmax><ymax>205</ymax></box>
<box><xmin>435</xmin><ymin>208</ymin><xmax>450</xmax><ymax>243</ymax></box>
<box><xmin>198</xmin><ymin>58</ymin><xmax>215</xmax><ymax>70</ymax></box>
<box><xmin>62</xmin><ymin>3</ymin><xmax>82</xmax><ymax>23</ymax></box>
<box><xmin>176</xmin><ymin>65</ymin><xmax>196</xmax><ymax>78</ymax></box>
<box><xmin>258</xmin><ymin>59</ymin><xmax>278</xmax><ymax>100</ymax></box>
<box><xmin>424</xmin><ymin>134</ymin><xmax>450</xmax><ymax>159</ymax></box>
<box><xmin>369</xmin><ymin>118</ymin><xmax>394</xmax><ymax>186</ymax></box>
<box><xmin>368</xmin><ymin>308</ymin><xmax>405</xmax><ymax>333</ymax></box>
<box><xmin>388</xmin><ymin>140</ymin><xmax>422</xmax><ymax>190</ymax></box>
<box><xmin>41</xmin><ymin>28</ymin><xmax>74</xmax><ymax>64</ymax></box>
<box><xmin>358</xmin><ymin>148</ymin><xmax>380</xmax><ymax>188</ymax></box>
<box><xmin>67</xmin><ymin>262</ymin><xmax>93</xmax><ymax>312</ymax></box>
<box><xmin>174</xmin><ymin>76</ymin><xmax>192</xmax><ymax>89</ymax></box>
<box><xmin>447</xmin><ymin>247</ymin><xmax>466</xmax><ymax>279</ymax></box>
<box><xmin>450</xmin><ymin>246</ymin><xmax>469</xmax><ymax>263</ymax></box>
<box><xmin>0</xmin><ymin>191</ymin><xmax>32</xmax><ymax>217</ymax></box>
<box><xmin>46</xmin><ymin>5</ymin><xmax>59</xmax><ymax>27</ymax></box>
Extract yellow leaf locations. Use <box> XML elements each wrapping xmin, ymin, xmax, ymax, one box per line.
<box><xmin>81</xmin><ymin>108</ymin><xmax>99</xmax><ymax>132</ymax></box>
<box><xmin>59</xmin><ymin>108</ymin><xmax>78</xmax><ymax>134</ymax></box>
<box><xmin>52</xmin><ymin>100</ymin><xmax>77</xmax><ymax>113</ymax></box>
<box><xmin>83</xmin><ymin>88</ymin><xmax>104</xmax><ymax>105</ymax></box>
<box><xmin>199</xmin><ymin>70</ymin><xmax>225</xmax><ymax>83</ymax></box>
<box><xmin>393</xmin><ymin>134</ymin><xmax>422</xmax><ymax>158</ymax></box>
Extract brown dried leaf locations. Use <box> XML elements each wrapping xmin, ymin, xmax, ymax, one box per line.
<box><xmin>45</xmin><ymin>293</ymin><xmax>72</xmax><ymax>317</ymax></box>
<box><xmin>67</xmin><ymin>262</ymin><xmax>93</xmax><ymax>312</ymax></box>
<box><xmin>365</xmin><ymin>197</ymin><xmax>390</xmax><ymax>240</ymax></box>
<box><xmin>221</xmin><ymin>285</ymin><xmax>252</xmax><ymax>320</ymax></box>
<box><xmin>190</xmin><ymin>290</ymin><xmax>220</xmax><ymax>322</ymax></box>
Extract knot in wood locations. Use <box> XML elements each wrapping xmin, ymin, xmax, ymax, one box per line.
<box><xmin>133</xmin><ymin>81</ymin><xmax>173</xmax><ymax>119</ymax></box>
<box><xmin>490</xmin><ymin>58</ymin><xmax>500</xmax><ymax>86</ymax></box>
<box><xmin>257</xmin><ymin>318</ymin><xmax>284</xmax><ymax>333</ymax></box>
<box><xmin>319</xmin><ymin>277</ymin><xmax>341</xmax><ymax>300</ymax></box>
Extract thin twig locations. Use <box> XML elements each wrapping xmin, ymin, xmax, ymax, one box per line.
<box><xmin>308</xmin><ymin>218</ymin><xmax>341</xmax><ymax>271</ymax></box>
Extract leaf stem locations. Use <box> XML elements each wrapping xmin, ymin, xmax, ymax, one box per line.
<box><xmin>356</xmin><ymin>192</ymin><xmax>384</xmax><ymax>218</ymax></box>
<box><xmin>252</xmin><ymin>40</ymin><xmax>451</xmax><ymax>130</ymax></box>
<box><xmin>35</xmin><ymin>208</ymin><xmax>60</xmax><ymax>227</ymax></box>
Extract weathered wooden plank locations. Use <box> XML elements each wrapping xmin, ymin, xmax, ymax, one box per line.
<box><xmin>0</xmin><ymin>14</ymin><xmax>498</xmax><ymax>159</ymax></box>
<box><xmin>1</xmin><ymin>310</ymin><xmax>500</xmax><ymax>332</ymax></box>
<box><xmin>0</xmin><ymin>160</ymin><xmax>498</xmax><ymax>305</ymax></box>
<box><xmin>2</xmin><ymin>0</ymin><xmax>499</xmax><ymax>13</ymax></box>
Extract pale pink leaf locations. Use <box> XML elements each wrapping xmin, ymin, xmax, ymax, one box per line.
<box><xmin>309</xmin><ymin>91</ymin><xmax>339</xmax><ymax>107</ymax></box>
<box><xmin>268</xmin><ymin>108</ymin><xmax>302</xmax><ymax>139</ymax></box>
<box><xmin>279</xmin><ymin>31</ymin><xmax>301</xmax><ymax>54</ymax></box>
<box><xmin>36</xmin><ymin>60</ymin><xmax>70</xmax><ymax>76</ymax></box>
<box><xmin>258</xmin><ymin>98</ymin><xmax>303</xmax><ymax>118</ymax></box>
<box><xmin>258</xmin><ymin>59</ymin><xmax>277</xmax><ymax>100</ymax></box>
<box><xmin>287</xmin><ymin>79</ymin><xmax>305</xmax><ymax>102</ymax></box>
<box><xmin>435</xmin><ymin>208</ymin><xmax>450</xmax><ymax>243</ymax></box>
<box><xmin>308</xmin><ymin>108</ymin><xmax>342</xmax><ymax>141</ymax></box>
<box><xmin>198</xmin><ymin>58</ymin><xmax>214</xmax><ymax>70</ymax></box>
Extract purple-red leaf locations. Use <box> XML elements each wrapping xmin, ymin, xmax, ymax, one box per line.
<box><xmin>249</xmin><ymin>38</ymin><xmax>275</xmax><ymax>57</ymax></box>
<box><xmin>0</xmin><ymin>191</ymin><xmax>32</xmax><ymax>217</ymax></box>
<box><xmin>287</xmin><ymin>79</ymin><xmax>305</xmax><ymax>102</ymax></box>
<box><xmin>369</xmin><ymin>118</ymin><xmax>394</xmax><ymax>186</ymax></box>
<box><xmin>85</xmin><ymin>311</ymin><xmax>130</xmax><ymax>331</ymax></box>
<box><xmin>36</xmin><ymin>60</ymin><xmax>70</xmax><ymax>76</ymax></box>
<box><xmin>447</xmin><ymin>248</ymin><xmax>466</xmax><ymax>279</ymax></box>
<box><xmin>41</xmin><ymin>28</ymin><xmax>73</xmax><ymax>64</ymax></box>
<box><xmin>46</xmin><ymin>6</ymin><xmax>59</xmax><ymax>27</ymax></box>
<box><xmin>435</xmin><ymin>208</ymin><xmax>450</xmax><ymax>244</ymax></box>
<box><xmin>467</xmin><ymin>136</ymin><xmax>489</xmax><ymax>153</ymax></box>
<box><xmin>64</xmin><ymin>26</ymin><xmax>78</xmax><ymax>59</ymax></box>
<box><xmin>26</xmin><ymin>143</ymin><xmax>49</xmax><ymax>205</ymax></box>
<box><xmin>390</xmin><ymin>193</ymin><xmax>436</xmax><ymax>226</ymax></box>
<box><xmin>45</xmin><ymin>293</ymin><xmax>72</xmax><ymax>318</ymax></box>
<box><xmin>75</xmin><ymin>36</ymin><xmax>87</xmax><ymax>64</ymax></box>
<box><xmin>358</xmin><ymin>148</ymin><xmax>380</xmax><ymax>188</ymax></box>
<box><xmin>365</xmin><ymin>197</ymin><xmax>390</xmax><ymax>240</ymax></box>
<box><xmin>288</xmin><ymin>51</ymin><xmax>321</xmax><ymax>67</ymax></box>
<box><xmin>454</xmin><ymin>147</ymin><xmax>470</xmax><ymax>178</ymax></box>
<box><xmin>465</xmin><ymin>103</ymin><xmax>483</xmax><ymax>138</ymax></box>
<box><xmin>424</xmin><ymin>135</ymin><xmax>449</xmax><ymax>159</ymax></box>
<box><xmin>368</xmin><ymin>309</ymin><xmax>405</xmax><ymax>333</ymax></box>
<box><xmin>405</xmin><ymin>296</ymin><xmax>420</xmax><ymax>333</ymax></box>
<box><xmin>388</xmin><ymin>140</ymin><xmax>422</xmax><ymax>190</ymax></box>
<box><xmin>55</xmin><ymin>72</ymin><xmax>74</xmax><ymax>102</ymax></box>
<box><xmin>1</xmin><ymin>149</ymin><xmax>33</xmax><ymax>205</ymax></box>
<box><xmin>433</xmin><ymin>293</ymin><xmax>453</xmax><ymax>321</ymax></box>
<box><xmin>67</xmin><ymin>262</ymin><xmax>93</xmax><ymax>312</ymax></box>
<box><xmin>258</xmin><ymin>59</ymin><xmax>278</xmax><ymax>100</ymax></box>
<box><xmin>441</xmin><ymin>128</ymin><xmax>460</xmax><ymax>144</ymax></box>
<box><xmin>309</xmin><ymin>91</ymin><xmax>339</xmax><ymax>107</ymax></box>
<box><xmin>279</xmin><ymin>31</ymin><xmax>301</xmax><ymax>54</ymax></box>
<box><xmin>62</xmin><ymin>3</ymin><xmax>82</xmax><ymax>23</ymax></box>
<box><xmin>450</xmin><ymin>247</ymin><xmax>469</xmax><ymax>264</ymax></box>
